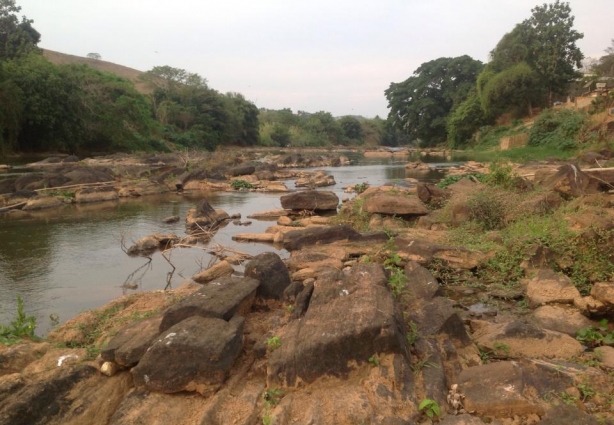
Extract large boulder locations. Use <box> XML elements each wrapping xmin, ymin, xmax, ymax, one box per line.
<box><xmin>543</xmin><ymin>164</ymin><xmax>602</xmax><ymax>198</ymax></box>
<box><xmin>416</xmin><ymin>183</ymin><xmax>450</xmax><ymax>207</ymax></box>
<box><xmin>244</xmin><ymin>252</ymin><xmax>291</xmax><ymax>299</ymax></box>
<box><xmin>280</xmin><ymin>190</ymin><xmax>339</xmax><ymax>212</ymax></box>
<box><xmin>101</xmin><ymin>316</ymin><xmax>163</xmax><ymax>367</ymax></box>
<box><xmin>363</xmin><ymin>193</ymin><xmax>429</xmax><ymax>216</ymax></box>
<box><xmin>525</xmin><ymin>269</ymin><xmax>581</xmax><ymax>306</ymax></box>
<box><xmin>185</xmin><ymin>198</ymin><xmax>230</xmax><ymax>234</ymax></box>
<box><xmin>531</xmin><ymin>305</ymin><xmax>593</xmax><ymax>336</ymax></box>
<box><xmin>132</xmin><ymin>315</ymin><xmax>244</xmax><ymax>395</ymax></box>
<box><xmin>159</xmin><ymin>276</ymin><xmax>259</xmax><ymax>332</ymax></box>
<box><xmin>266</xmin><ymin>263</ymin><xmax>407</xmax><ymax>386</ymax></box>
<box><xmin>227</xmin><ymin>163</ymin><xmax>255</xmax><ymax>177</ymax></box>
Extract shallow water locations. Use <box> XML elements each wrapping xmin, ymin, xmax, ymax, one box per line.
<box><xmin>0</xmin><ymin>159</ymin><xmax>448</xmax><ymax>335</ymax></box>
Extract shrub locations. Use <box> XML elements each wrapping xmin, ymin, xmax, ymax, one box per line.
<box><xmin>528</xmin><ymin>109</ymin><xmax>587</xmax><ymax>150</ymax></box>
<box><xmin>467</xmin><ymin>191</ymin><xmax>506</xmax><ymax>230</ymax></box>
<box><xmin>0</xmin><ymin>296</ymin><xmax>37</xmax><ymax>345</ymax></box>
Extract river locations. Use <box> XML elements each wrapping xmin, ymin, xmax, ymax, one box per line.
<box><xmin>0</xmin><ymin>156</ymin><xmax>452</xmax><ymax>335</ymax></box>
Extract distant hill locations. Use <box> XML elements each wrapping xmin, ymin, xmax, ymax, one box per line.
<box><xmin>42</xmin><ymin>49</ymin><xmax>152</xmax><ymax>94</ymax></box>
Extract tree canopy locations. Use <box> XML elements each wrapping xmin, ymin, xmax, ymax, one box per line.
<box><xmin>0</xmin><ymin>0</ymin><xmax>40</xmax><ymax>60</ymax></box>
<box><xmin>385</xmin><ymin>55</ymin><xmax>483</xmax><ymax>146</ymax></box>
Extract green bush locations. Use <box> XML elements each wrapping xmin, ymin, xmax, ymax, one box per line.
<box><xmin>467</xmin><ymin>192</ymin><xmax>506</xmax><ymax>231</ymax></box>
<box><xmin>528</xmin><ymin>109</ymin><xmax>587</xmax><ymax>150</ymax></box>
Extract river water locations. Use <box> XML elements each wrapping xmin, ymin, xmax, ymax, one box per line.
<box><xmin>0</xmin><ymin>156</ymin><xmax>450</xmax><ymax>335</ymax></box>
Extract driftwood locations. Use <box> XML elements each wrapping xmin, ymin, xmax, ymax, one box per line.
<box><xmin>0</xmin><ymin>202</ymin><xmax>27</xmax><ymax>213</ymax></box>
<box><xmin>35</xmin><ymin>180</ymin><xmax>117</xmax><ymax>192</ymax></box>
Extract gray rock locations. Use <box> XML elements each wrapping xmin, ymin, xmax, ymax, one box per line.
<box><xmin>544</xmin><ymin>164</ymin><xmax>602</xmax><ymax>198</ymax></box>
<box><xmin>101</xmin><ymin>315</ymin><xmax>163</xmax><ymax>367</ymax></box>
<box><xmin>159</xmin><ymin>276</ymin><xmax>259</xmax><ymax>332</ymax></box>
<box><xmin>267</xmin><ymin>263</ymin><xmax>407</xmax><ymax>386</ymax></box>
<box><xmin>132</xmin><ymin>316</ymin><xmax>244</xmax><ymax>395</ymax></box>
<box><xmin>404</xmin><ymin>261</ymin><xmax>441</xmax><ymax>300</ymax></box>
<box><xmin>244</xmin><ymin>252</ymin><xmax>291</xmax><ymax>299</ymax></box>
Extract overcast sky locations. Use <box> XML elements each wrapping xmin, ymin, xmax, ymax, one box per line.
<box><xmin>17</xmin><ymin>0</ymin><xmax>612</xmax><ymax>118</ymax></box>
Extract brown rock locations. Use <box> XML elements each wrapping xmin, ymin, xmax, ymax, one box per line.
<box><xmin>280</xmin><ymin>190</ymin><xmax>339</xmax><ymax>211</ymax></box>
<box><xmin>458</xmin><ymin>362</ymin><xmax>545</xmax><ymax>417</ymax></box>
<box><xmin>594</xmin><ymin>346</ymin><xmax>614</xmax><ymax>369</ymax></box>
<box><xmin>471</xmin><ymin>320</ymin><xmax>583</xmax><ymax>360</ymax></box>
<box><xmin>591</xmin><ymin>282</ymin><xmax>614</xmax><ymax>313</ymax></box>
<box><xmin>21</xmin><ymin>195</ymin><xmax>65</xmax><ymax>211</ymax></box>
<box><xmin>525</xmin><ymin>269</ymin><xmax>581</xmax><ymax>306</ymax></box>
<box><xmin>532</xmin><ymin>305</ymin><xmax>593</xmax><ymax>336</ymax></box>
<box><xmin>247</xmin><ymin>209</ymin><xmax>289</xmax><ymax>219</ymax></box>
<box><xmin>363</xmin><ymin>193</ymin><xmax>429</xmax><ymax>216</ymax></box>
<box><xmin>75</xmin><ymin>186</ymin><xmax>118</xmax><ymax>203</ymax></box>
<box><xmin>394</xmin><ymin>237</ymin><xmax>486</xmax><ymax>270</ymax></box>
<box><xmin>0</xmin><ymin>342</ymin><xmax>50</xmax><ymax>376</ymax></box>
<box><xmin>417</xmin><ymin>183</ymin><xmax>450</xmax><ymax>206</ymax></box>
<box><xmin>192</xmin><ymin>260</ymin><xmax>234</xmax><ymax>284</ymax></box>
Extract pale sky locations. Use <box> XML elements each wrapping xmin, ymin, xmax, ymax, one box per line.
<box><xmin>17</xmin><ymin>0</ymin><xmax>613</xmax><ymax>118</ymax></box>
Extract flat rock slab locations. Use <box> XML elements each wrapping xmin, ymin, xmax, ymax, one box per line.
<box><xmin>282</xmin><ymin>224</ymin><xmax>388</xmax><ymax>251</ymax></box>
<box><xmin>0</xmin><ymin>342</ymin><xmax>50</xmax><ymax>377</ymax></box>
<box><xmin>267</xmin><ymin>263</ymin><xmax>406</xmax><ymax>386</ymax></box>
<box><xmin>458</xmin><ymin>362</ymin><xmax>546</xmax><ymax>417</ymax></box>
<box><xmin>544</xmin><ymin>164</ymin><xmax>601</xmax><ymax>198</ymax></box>
<box><xmin>244</xmin><ymin>252</ymin><xmax>291</xmax><ymax>299</ymax></box>
<box><xmin>101</xmin><ymin>315</ymin><xmax>163</xmax><ymax>367</ymax></box>
<box><xmin>75</xmin><ymin>186</ymin><xmax>118</xmax><ymax>203</ymax></box>
<box><xmin>471</xmin><ymin>320</ymin><xmax>583</xmax><ymax>360</ymax></box>
<box><xmin>363</xmin><ymin>193</ymin><xmax>429</xmax><ymax>216</ymax></box>
<box><xmin>160</xmin><ymin>276</ymin><xmax>259</xmax><ymax>332</ymax></box>
<box><xmin>280</xmin><ymin>190</ymin><xmax>339</xmax><ymax>211</ymax></box>
<box><xmin>394</xmin><ymin>237</ymin><xmax>485</xmax><ymax>270</ymax></box>
<box><xmin>526</xmin><ymin>269</ymin><xmax>581</xmax><ymax>306</ymax></box>
<box><xmin>132</xmin><ymin>316</ymin><xmax>244</xmax><ymax>395</ymax></box>
<box><xmin>531</xmin><ymin>305</ymin><xmax>593</xmax><ymax>336</ymax></box>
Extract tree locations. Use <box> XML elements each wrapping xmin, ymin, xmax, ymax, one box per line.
<box><xmin>338</xmin><ymin>116</ymin><xmax>363</xmax><ymax>141</ymax></box>
<box><xmin>385</xmin><ymin>55</ymin><xmax>483</xmax><ymax>146</ymax></box>
<box><xmin>0</xmin><ymin>0</ymin><xmax>40</xmax><ymax>60</ymax></box>
<box><xmin>86</xmin><ymin>52</ymin><xmax>101</xmax><ymax>60</ymax></box>
<box><xmin>523</xmin><ymin>1</ymin><xmax>584</xmax><ymax>105</ymax></box>
<box><xmin>446</xmin><ymin>89</ymin><xmax>488</xmax><ymax>148</ymax></box>
<box><xmin>592</xmin><ymin>39</ymin><xmax>614</xmax><ymax>77</ymax></box>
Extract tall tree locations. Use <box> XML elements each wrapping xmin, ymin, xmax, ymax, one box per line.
<box><xmin>0</xmin><ymin>0</ymin><xmax>40</xmax><ymax>60</ymax></box>
<box><xmin>385</xmin><ymin>55</ymin><xmax>483</xmax><ymax>146</ymax></box>
<box><xmin>523</xmin><ymin>1</ymin><xmax>584</xmax><ymax>105</ymax></box>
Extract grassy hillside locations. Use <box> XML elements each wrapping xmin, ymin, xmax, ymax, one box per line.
<box><xmin>42</xmin><ymin>49</ymin><xmax>152</xmax><ymax>94</ymax></box>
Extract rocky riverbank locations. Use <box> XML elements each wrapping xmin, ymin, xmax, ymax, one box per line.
<box><xmin>2</xmin><ymin>153</ymin><xmax>614</xmax><ymax>424</ymax></box>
